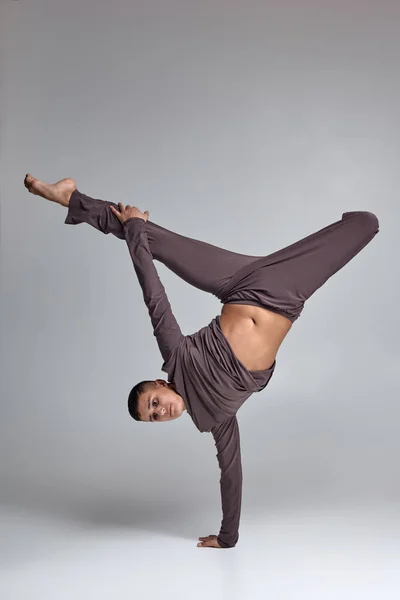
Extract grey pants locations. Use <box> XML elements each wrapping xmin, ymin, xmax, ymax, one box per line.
<box><xmin>65</xmin><ymin>191</ymin><xmax>379</xmax><ymax>322</ymax></box>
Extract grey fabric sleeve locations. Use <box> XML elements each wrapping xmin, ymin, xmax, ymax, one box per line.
<box><xmin>211</xmin><ymin>416</ymin><xmax>242</xmax><ymax>548</ymax></box>
<box><xmin>122</xmin><ymin>217</ymin><xmax>184</xmax><ymax>366</ymax></box>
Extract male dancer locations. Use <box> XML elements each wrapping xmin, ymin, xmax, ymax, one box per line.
<box><xmin>24</xmin><ymin>174</ymin><xmax>379</xmax><ymax>548</ymax></box>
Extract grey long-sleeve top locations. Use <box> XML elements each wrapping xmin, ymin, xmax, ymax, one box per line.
<box><xmin>123</xmin><ymin>217</ymin><xmax>275</xmax><ymax>548</ymax></box>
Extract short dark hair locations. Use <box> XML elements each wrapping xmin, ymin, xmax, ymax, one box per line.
<box><xmin>127</xmin><ymin>380</ymin><xmax>154</xmax><ymax>421</ymax></box>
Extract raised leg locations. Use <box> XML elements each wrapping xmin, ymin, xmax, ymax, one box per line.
<box><xmin>25</xmin><ymin>175</ymin><xmax>262</xmax><ymax>298</ymax></box>
<box><xmin>220</xmin><ymin>211</ymin><xmax>380</xmax><ymax>322</ymax></box>
<box><xmin>66</xmin><ymin>190</ymin><xmax>264</xmax><ymax>297</ymax></box>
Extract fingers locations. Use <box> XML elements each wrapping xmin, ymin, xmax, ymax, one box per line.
<box><xmin>197</xmin><ymin>540</ymin><xmax>219</xmax><ymax>548</ymax></box>
<box><xmin>110</xmin><ymin>203</ymin><xmax>150</xmax><ymax>223</ymax></box>
<box><xmin>197</xmin><ymin>534</ymin><xmax>220</xmax><ymax>548</ymax></box>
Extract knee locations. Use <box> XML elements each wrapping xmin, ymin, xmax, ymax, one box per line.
<box><xmin>359</xmin><ymin>211</ymin><xmax>379</xmax><ymax>234</ymax></box>
<box><xmin>343</xmin><ymin>211</ymin><xmax>379</xmax><ymax>234</ymax></box>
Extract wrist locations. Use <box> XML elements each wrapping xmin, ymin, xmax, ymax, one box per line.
<box><xmin>123</xmin><ymin>217</ymin><xmax>146</xmax><ymax>227</ymax></box>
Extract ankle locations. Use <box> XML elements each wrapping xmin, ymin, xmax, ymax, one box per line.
<box><xmin>59</xmin><ymin>188</ymin><xmax>75</xmax><ymax>208</ymax></box>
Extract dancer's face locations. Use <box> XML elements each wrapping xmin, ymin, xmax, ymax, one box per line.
<box><xmin>137</xmin><ymin>380</ymin><xmax>186</xmax><ymax>423</ymax></box>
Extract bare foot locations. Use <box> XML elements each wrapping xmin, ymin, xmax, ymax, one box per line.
<box><xmin>24</xmin><ymin>174</ymin><xmax>77</xmax><ymax>207</ymax></box>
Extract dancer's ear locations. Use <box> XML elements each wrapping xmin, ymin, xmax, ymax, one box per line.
<box><xmin>154</xmin><ymin>379</ymin><xmax>168</xmax><ymax>387</ymax></box>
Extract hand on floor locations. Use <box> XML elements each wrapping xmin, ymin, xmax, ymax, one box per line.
<box><xmin>197</xmin><ymin>534</ymin><xmax>222</xmax><ymax>548</ymax></box>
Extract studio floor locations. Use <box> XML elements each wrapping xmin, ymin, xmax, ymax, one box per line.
<box><xmin>1</xmin><ymin>503</ymin><xmax>399</xmax><ymax>600</ymax></box>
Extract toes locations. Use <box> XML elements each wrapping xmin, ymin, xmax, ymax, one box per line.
<box><xmin>24</xmin><ymin>174</ymin><xmax>33</xmax><ymax>187</ymax></box>
<box><xmin>24</xmin><ymin>174</ymin><xmax>38</xmax><ymax>194</ymax></box>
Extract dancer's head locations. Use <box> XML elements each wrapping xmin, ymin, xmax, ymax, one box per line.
<box><xmin>128</xmin><ymin>379</ymin><xmax>186</xmax><ymax>423</ymax></box>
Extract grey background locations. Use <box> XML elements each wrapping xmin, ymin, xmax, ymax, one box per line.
<box><xmin>1</xmin><ymin>1</ymin><xmax>399</xmax><ymax>599</ymax></box>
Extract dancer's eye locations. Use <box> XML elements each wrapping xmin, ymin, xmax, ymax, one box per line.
<box><xmin>150</xmin><ymin>398</ymin><xmax>158</xmax><ymax>422</ymax></box>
